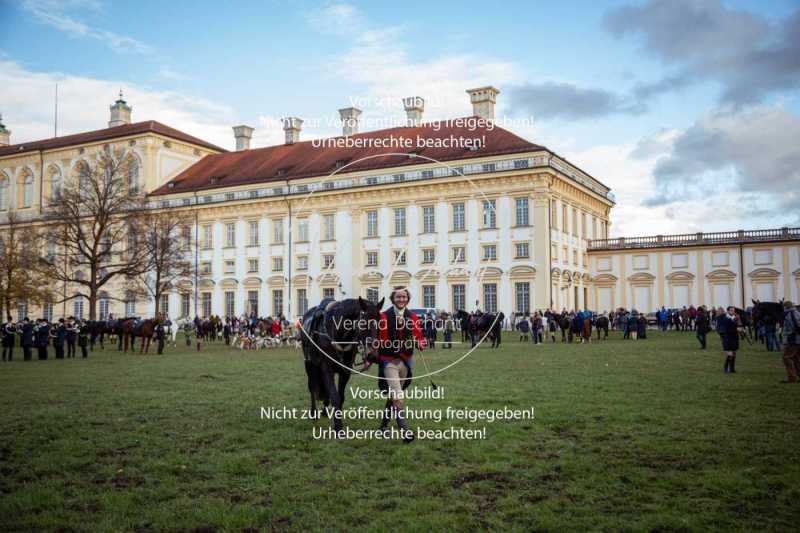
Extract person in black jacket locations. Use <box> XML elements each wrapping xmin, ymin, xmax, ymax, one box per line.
<box><xmin>65</xmin><ymin>316</ymin><xmax>77</xmax><ymax>358</ymax></box>
<box><xmin>53</xmin><ymin>318</ymin><xmax>66</xmax><ymax>359</ymax></box>
<box><xmin>20</xmin><ymin>318</ymin><xmax>33</xmax><ymax>361</ymax></box>
<box><xmin>155</xmin><ymin>322</ymin><xmax>165</xmax><ymax>355</ymax></box>
<box><xmin>77</xmin><ymin>320</ymin><xmax>89</xmax><ymax>358</ymax></box>
<box><xmin>36</xmin><ymin>320</ymin><xmax>50</xmax><ymax>360</ymax></box>
<box><xmin>695</xmin><ymin>306</ymin><xmax>710</xmax><ymax>349</ymax></box>
<box><xmin>2</xmin><ymin>315</ymin><xmax>15</xmax><ymax>361</ymax></box>
<box><xmin>717</xmin><ymin>306</ymin><xmax>740</xmax><ymax>373</ymax></box>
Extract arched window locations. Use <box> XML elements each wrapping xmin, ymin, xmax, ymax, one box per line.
<box><xmin>0</xmin><ymin>173</ymin><xmax>8</xmax><ymax>211</ymax></box>
<box><xmin>73</xmin><ymin>296</ymin><xmax>84</xmax><ymax>320</ymax></box>
<box><xmin>48</xmin><ymin>166</ymin><xmax>62</xmax><ymax>205</ymax></box>
<box><xmin>125</xmin><ymin>290</ymin><xmax>136</xmax><ymax>317</ymax></box>
<box><xmin>20</xmin><ymin>170</ymin><xmax>34</xmax><ymax>208</ymax></box>
<box><xmin>99</xmin><ymin>291</ymin><xmax>110</xmax><ymax>320</ymax></box>
<box><xmin>127</xmin><ymin>156</ymin><xmax>140</xmax><ymax>195</ymax></box>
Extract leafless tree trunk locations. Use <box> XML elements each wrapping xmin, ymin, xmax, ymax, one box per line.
<box><xmin>140</xmin><ymin>210</ymin><xmax>194</xmax><ymax>318</ymax></box>
<box><xmin>42</xmin><ymin>148</ymin><xmax>149</xmax><ymax>320</ymax></box>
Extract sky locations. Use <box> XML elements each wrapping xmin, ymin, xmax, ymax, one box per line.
<box><xmin>0</xmin><ymin>0</ymin><xmax>798</xmax><ymax>236</ymax></box>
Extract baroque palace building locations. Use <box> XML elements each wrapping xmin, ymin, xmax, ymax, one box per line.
<box><xmin>0</xmin><ymin>88</ymin><xmax>797</xmax><ymax>321</ymax></box>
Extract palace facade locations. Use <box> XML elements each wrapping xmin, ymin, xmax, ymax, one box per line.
<box><xmin>1</xmin><ymin>88</ymin><xmax>797</xmax><ymax>321</ymax></box>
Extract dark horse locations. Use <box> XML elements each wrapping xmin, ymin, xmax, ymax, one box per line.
<box><xmin>120</xmin><ymin>318</ymin><xmax>160</xmax><ymax>353</ymax></box>
<box><xmin>594</xmin><ymin>314</ymin><xmax>609</xmax><ymax>340</ymax></box>
<box><xmin>469</xmin><ymin>312</ymin><xmax>505</xmax><ymax>348</ymax></box>
<box><xmin>301</xmin><ymin>297</ymin><xmax>383</xmax><ymax>433</ymax></box>
<box><xmin>455</xmin><ymin>310</ymin><xmax>471</xmax><ymax>343</ymax></box>
<box><xmin>751</xmin><ymin>299</ymin><xmax>784</xmax><ymax>330</ymax></box>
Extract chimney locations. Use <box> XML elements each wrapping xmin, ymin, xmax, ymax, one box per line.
<box><xmin>403</xmin><ymin>96</ymin><xmax>424</xmax><ymax>126</ymax></box>
<box><xmin>466</xmin><ymin>86</ymin><xmax>500</xmax><ymax>121</ymax></box>
<box><xmin>232</xmin><ymin>125</ymin><xmax>254</xmax><ymax>151</ymax></box>
<box><xmin>338</xmin><ymin>107</ymin><xmax>362</xmax><ymax>136</ymax></box>
<box><xmin>282</xmin><ymin>117</ymin><xmax>303</xmax><ymax>145</ymax></box>
<box><xmin>109</xmin><ymin>90</ymin><xmax>132</xmax><ymax>127</ymax></box>
<box><xmin>0</xmin><ymin>114</ymin><xmax>9</xmax><ymax>146</ymax></box>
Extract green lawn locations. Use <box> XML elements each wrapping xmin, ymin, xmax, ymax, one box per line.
<box><xmin>0</xmin><ymin>331</ymin><xmax>797</xmax><ymax>532</ymax></box>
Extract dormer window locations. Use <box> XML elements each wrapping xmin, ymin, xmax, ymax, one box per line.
<box><xmin>276</xmin><ymin>169</ymin><xmax>287</xmax><ymax>177</ymax></box>
<box><xmin>209</xmin><ymin>176</ymin><xmax>224</xmax><ymax>185</ymax></box>
<box><xmin>168</xmin><ymin>182</ymin><xmax>175</xmax><ymax>189</ymax></box>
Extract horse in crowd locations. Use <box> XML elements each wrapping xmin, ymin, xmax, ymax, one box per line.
<box><xmin>120</xmin><ymin>317</ymin><xmax>161</xmax><ymax>353</ymax></box>
<box><xmin>301</xmin><ymin>297</ymin><xmax>384</xmax><ymax>433</ymax></box>
<box><xmin>594</xmin><ymin>314</ymin><xmax>610</xmax><ymax>340</ymax></box>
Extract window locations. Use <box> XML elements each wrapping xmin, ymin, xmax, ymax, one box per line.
<box><xmin>423</xmin><ymin>206</ymin><xmax>436</xmax><ymax>233</ymax></box>
<box><xmin>366</xmin><ymin>210</ymin><xmax>378</xmax><ymax>237</ymax></box>
<box><xmin>182</xmin><ymin>226</ymin><xmax>191</xmax><ymax>250</ymax></box>
<box><xmin>297</xmin><ymin>289</ymin><xmax>308</xmax><ymax>316</ymax></box>
<box><xmin>181</xmin><ymin>293</ymin><xmax>190</xmax><ymax>317</ymax></box>
<box><xmin>16</xmin><ymin>301</ymin><xmax>27</xmax><ymax>322</ymax></box>
<box><xmin>158</xmin><ymin>294</ymin><xmax>169</xmax><ymax>317</ymax></box>
<box><xmin>452</xmin><ymin>202</ymin><xmax>465</xmax><ymax>231</ymax></box>
<box><xmin>422</xmin><ymin>248</ymin><xmax>435</xmax><ymax>264</ymax></box>
<box><xmin>248</xmin><ymin>259</ymin><xmax>259</xmax><ymax>272</ymax></box>
<box><xmin>393</xmin><ymin>250</ymin><xmax>406</xmax><ymax>265</ymax></box>
<box><xmin>515</xmin><ymin>283</ymin><xmax>530</xmax><ymax>314</ymax></box>
<box><xmin>483</xmin><ymin>244</ymin><xmax>497</xmax><ymax>261</ymax></box>
<box><xmin>72</xmin><ymin>296</ymin><xmax>83</xmax><ymax>320</ymax></box>
<box><xmin>202</xmin><ymin>224</ymin><xmax>212</xmax><ymax>249</ymax></box>
<box><xmin>225</xmin><ymin>291</ymin><xmax>235</xmax><ymax>317</ymax></box>
<box><xmin>0</xmin><ymin>175</ymin><xmax>8</xmax><ymax>210</ymax></box>
<box><xmin>633</xmin><ymin>255</ymin><xmax>649</xmax><ymax>270</ymax></box>
<box><xmin>201</xmin><ymin>262</ymin><xmax>212</xmax><ymax>275</ymax></box>
<box><xmin>366</xmin><ymin>251</ymin><xmax>378</xmax><ymax>267</ymax></box>
<box><xmin>551</xmin><ymin>199</ymin><xmax>557</xmax><ymax>228</ymax></box>
<box><xmin>46</xmin><ymin>238</ymin><xmax>57</xmax><ymax>263</ymax></box>
<box><xmin>423</xmin><ymin>285</ymin><xmax>436</xmax><ymax>308</ymax></box>
<box><xmin>98</xmin><ymin>298</ymin><xmax>109</xmax><ymax>320</ymax></box>
<box><xmin>592</xmin><ymin>216</ymin><xmax>597</xmax><ymax>239</ymax></box>
<box><xmin>323</xmin><ymin>254</ymin><xmax>335</xmax><ymax>268</ymax></box>
<box><xmin>125</xmin><ymin>294</ymin><xmax>136</xmax><ymax>317</ymax></box>
<box><xmin>22</xmin><ymin>173</ymin><xmax>34</xmax><ymax>208</ymax></box>
<box><xmin>393</xmin><ymin>174</ymin><xmax>405</xmax><ymax>183</ymax></box>
<box><xmin>394</xmin><ymin>208</ymin><xmax>406</xmax><ymax>236</ymax></box>
<box><xmin>249</xmin><ymin>221</ymin><xmax>259</xmax><ymax>246</ymax></box>
<box><xmin>201</xmin><ymin>293</ymin><xmax>212</xmax><ymax>317</ymax></box>
<box><xmin>573</xmin><ymin>250</ymin><xmax>578</xmax><ymax>265</ymax></box>
<box><xmin>298</xmin><ymin>218</ymin><xmax>309</xmax><ymax>241</ymax></box>
<box><xmin>483</xmin><ymin>283</ymin><xmax>497</xmax><ymax>313</ymax></box>
<box><xmin>452</xmin><ymin>246</ymin><xmax>466</xmax><ymax>263</ymax></box>
<box><xmin>43</xmin><ymin>302</ymin><xmax>54</xmax><ymax>322</ymax></box>
<box><xmin>323</xmin><ymin>287</ymin><xmax>335</xmax><ymax>299</ymax></box>
<box><xmin>581</xmin><ymin>213</ymin><xmax>587</xmax><ymax>238</ymax></box>
<box><xmin>297</xmin><ymin>256</ymin><xmax>308</xmax><ymax>270</ymax></box>
<box><xmin>323</xmin><ymin>214</ymin><xmax>335</xmax><ymax>240</ymax></box>
<box><xmin>482</xmin><ymin>163</ymin><xmax>496</xmax><ymax>172</ymax></box>
<box><xmin>273</xmin><ymin>219</ymin><xmax>284</xmax><ymax>244</ymax></box>
<box><xmin>562</xmin><ymin>246</ymin><xmax>568</xmax><ymax>264</ymax></box>
<box><xmin>272</xmin><ymin>257</ymin><xmax>283</xmax><ymax>271</ymax></box>
<box><xmin>562</xmin><ymin>204</ymin><xmax>568</xmax><ymax>233</ymax></box>
<box><xmin>366</xmin><ymin>287</ymin><xmax>380</xmax><ymax>304</ymax></box>
<box><xmin>514</xmin><ymin>159</ymin><xmax>529</xmax><ymax>169</ymax></box>
<box><xmin>483</xmin><ymin>200</ymin><xmax>496</xmax><ymax>228</ymax></box>
<box><xmin>226</xmin><ymin>222</ymin><xmax>236</xmax><ymax>247</ymax></box>
<box><xmin>515</xmin><ymin>198</ymin><xmax>529</xmax><ymax>226</ymax></box>
<box><xmin>49</xmin><ymin>167</ymin><xmax>62</xmax><ymax>205</ymax></box>
<box><xmin>515</xmin><ymin>242</ymin><xmax>530</xmax><ymax>258</ymax></box>
<box><xmin>452</xmin><ymin>284</ymin><xmax>466</xmax><ymax>311</ymax></box>
<box><xmin>225</xmin><ymin>260</ymin><xmax>235</xmax><ymax>274</ymax></box>
<box><xmin>272</xmin><ymin>290</ymin><xmax>283</xmax><ymax>315</ymax></box>
<box><xmin>248</xmin><ymin>290</ymin><xmax>258</xmax><ymax>315</ymax></box>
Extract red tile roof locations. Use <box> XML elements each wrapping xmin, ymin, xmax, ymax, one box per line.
<box><xmin>0</xmin><ymin>120</ymin><xmax>227</xmax><ymax>158</ymax></box>
<box><xmin>151</xmin><ymin>119</ymin><xmax>546</xmax><ymax>196</ymax></box>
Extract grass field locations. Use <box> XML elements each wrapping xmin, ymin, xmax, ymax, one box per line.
<box><xmin>0</xmin><ymin>330</ymin><xmax>798</xmax><ymax>532</ymax></box>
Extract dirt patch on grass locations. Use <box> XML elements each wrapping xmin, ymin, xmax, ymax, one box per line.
<box><xmin>452</xmin><ymin>471</ymin><xmax>510</xmax><ymax>488</ymax></box>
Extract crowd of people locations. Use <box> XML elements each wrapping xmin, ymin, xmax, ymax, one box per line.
<box><xmin>0</xmin><ymin>315</ymin><xmax>90</xmax><ymax>361</ymax></box>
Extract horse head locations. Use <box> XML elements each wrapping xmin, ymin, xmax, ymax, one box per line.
<box><xmin>356</xmin><ymin>296</ymin><xmax>384</xmax><ymax>359</ymax></box>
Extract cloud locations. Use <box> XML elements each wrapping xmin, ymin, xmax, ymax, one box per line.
<box><xmin>305</xmin><ymin>2</ymin><xmax>365</xmax><ymax>37</ymax></box>
<box><xmin>605</xmin><ymin>0</ymin><xmax>800</xmax><ymax>106</ymax></box>
<box><xmin>306</xmin><ymin>3</ymin><xmax>523</xmax><ymax>128</ymax></box>
<box><xmin>0</xmin><ymin>58</ymin><xmax>237</xmax><ymax>150</ymax></box>
<box><xmin>21</xmin><ymin>0</ymin><xmax>153</xmax><ymax>54</ymax></box>
<box><xmin>643</xmin><ymin>105</ymin><xmax>800</xmax><ymax>224</ymax></box>
<box><xmin>509</xmin><ymin>81</ymin><xmax>644</xmax><ymax>120</ymax></box>
<box><xmin>158</xmin><ymin>66</ymin><xmax>188</xmax><ymax>81</ymax></box>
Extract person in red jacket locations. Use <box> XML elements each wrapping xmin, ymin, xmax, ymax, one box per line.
<box><xmin>375</xmin><ymin>288</ymin><xmax>426</xmax><ymax>442</ymax></box>
<box><xmin>271</xmin><ymin>316</ymin><xmax>282</xmax><ymax>338</ymax></box>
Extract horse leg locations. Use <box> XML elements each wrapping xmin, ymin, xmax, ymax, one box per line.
<box><xmin>319</xmin><ymin>363</ymin><xmax>342</xmax><ymax>433</ymax></box>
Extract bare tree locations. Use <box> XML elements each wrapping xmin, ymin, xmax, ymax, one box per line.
<box><xmin>139</xmin><ymin>210</ymin><xmax>194</xmax><ymax>317</ymax></box>
<box><xmin>0</xmin><ymin>210</ymin><xmax>52</xmax><ymax>318</ymax></box>
<box><xmin>42</xmin><ymin>148</ymin><xmax>149</xmax><ymax>320</ymax></box>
